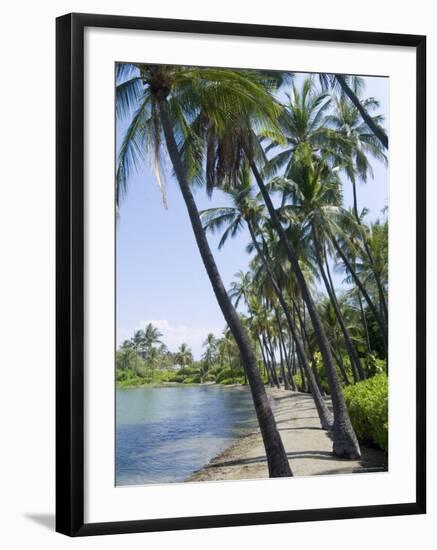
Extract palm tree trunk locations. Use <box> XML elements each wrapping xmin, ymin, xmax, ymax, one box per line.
<box><xmin>249</xmin><ymin>161</ymin><xmax>359</xmax><ymax>456</ymax></box>
<box><xmin>159</xmin><ymin>100</ymin><xmax>292</xmax><ymax>477</ymax></box>
<box><xmin>324</xmin><ymin>254</ymin><xmax>366</xmax><ymax>380</ymax></box>
<box><xmin>265</xmin><ymin>333</ymin><xmax>280</xmax><ymax>388</ymax></box>
<box><xmin>330</xmin><ymin>233</ymin><xmax>388</xmax><ymax>355</ymax></box>
<box><xmin>274</xmin><ymin>309</ymin><xmax>291</xmax><ymax>390</ymax></box>
<box><xmin>350</xmin><ymin>186</ymin><xmax>389</xmax><ymax>328</ymax></box>
<box><xmin>330</xmin><ymin>343</ymin><xmax>351</xmax><ymax>386</ymax></box>
<box><xmin>297</xmin><ymin>308</ymin><xmax>327</xmax><ymax>396</ymax></box>
<box><xmin>262</xmin><ymin>335</ymin><xmax>276</xmax><ymax>387</ymax></box>
<box><xmin>358</xmin><ymin>292</ymin><xmax>372</xmax><ymax>354</ymax></box>
<box><xmin>247</xmin><ymin>221</ymin><xmax>333</xmax><ymax>430</ymax></box>
<box><xmin>258</xmin><ymin>336</ymin><xmax>273</xmax><ymax>386</ymax></box>
<box><xmin>335</xmin><ymin>74</ymin><xmax>388</xmax><ymax>149</ymax></box>
<box><xmin>312</xmin><ymin>229</ymin><xmax>365</xmax><ymax>381</ymax></box>
<box><xmin>276</xmin><ymin>312</ymin><xmax>296</xmax><ymax>391</ymax></box>
<box><xmin>277</xmin><ymin>331</ymin><xmax>290</xmax><ymax>390</ymax></box>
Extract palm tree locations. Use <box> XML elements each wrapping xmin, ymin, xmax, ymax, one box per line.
<box><xmin>317</xmin><ymin>73</ymin><xmax>388</xmax><ymax>148</ymax></box>
<box><xmin>143</xmin><ymin>322</ymin><xmax>163</xmax><ymax>358</ymax></box>
<box><xmin>130</xmin><ymin>329</ymin><xmax>145</xmax><ymax>375</ymax></box>
<box><xmin>332</xmin><ymin>210</ymin><xmax>387</xmax><ymax>353</ymax></box>
<box><xmin>326</xmin><ymin>95</ymin><xmax>387</xmax><ymax>217</ymax></box>
<box><xmin>176</xmin><ymin>343</ymin><xmax>192</xmax><ymax>367</ymax></box>
<box><xmin>175</xmin><ymin>343</ymin><xmax>193</xmax><ymax>370</ymax></box>
<box><xmin>202</xmin><ymin>333</ymin><xmax>217</xmax><ymax>381</ymax></box>
<box><xmin>228</xmin><ymin>270</ymin><xmax>253</xmax><ymax>309</ymax></box>
<box><xmin>116</xmin><ymin>63</ymin><xmax>292</xmax><ymax>477</ymax></box>
<box><xmin>274</xmin><ymin>149</ymin><xmax>365</xmax><ymax>381</ymax></box>
<box><xmin>148</xmin><ymin>346</ymin><xmax>160</xmax><ymax>380</ymax></box>
<box><xmin>326</xmin><ymin>95</ymin><xmax>388</xmax><ymax>325</ymax></box>
<box><xmin>263</xmin><ymin>79</ymin><xmax>334</xmax><ymax>179</ymax></box>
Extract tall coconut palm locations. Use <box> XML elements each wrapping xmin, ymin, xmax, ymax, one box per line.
<box><xmin>175</xmin><ymin>343</ymin><xmax>193</xmax><ymax>368</ymax></box>
<box><xmin>116</xmin><ymin>63</ymin><xmax>291</xmax><ymax>477</ymax></box>
<box><xmin>326</xmin><ymin>95</ymin><xmax>387</xmax><ymax>217</ymax></box>
<box><xmin>202</xmin><ymin>333</ymin><xmax>218</xmax><ymax>380</ymax></box>
<box><xmin>143</xmin><ymin>323</ymin><xmax>163</xmax><ymax>358</ymax></box>
<box><xmin>263</xmin><ymin>78</ymin><xmax>335</xmax><ymax>180</ymax></box>
<box><xmin>275</xmin><ymin>149</ymin><xmax>365</xmax><ymax>381</ymax></box>
<box><xmin>228</xmin><ymin>270</ymin><xmax>253</xmax><ymax>309</ymax></box>
<box><xmin>326</xmin><ymin>95</ymin><xmax>388</xmax><ymax>324</ymax></box>
<box><xmin>130</xmin><ymin>329</ymin><xmax>145</xmax><ymax>375</ymax></box>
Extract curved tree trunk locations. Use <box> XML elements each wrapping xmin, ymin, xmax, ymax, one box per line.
<box><xmin>358</xmin><ymin>292</ymin><xmax>372</xmax><ymax>355</ymax></box>
<box><xmin>335</xmin><ymin>74</ymin><xmax>388</xmax><ymax>149</ymax></box>
<box><xmin>159</xmin><ymin>100</ymin><xmax>292</xmax><ymax>477</ymax></box>
<box><xmin>330</xmin><ymin>343</ymin><xmax>351</xmax><ymax>386</ymax></box>
<box><xmin>249</xmin><ymin>161</ymin><xmax>359</xmax><ymax>457</ymax></box>
<box><xmin>312</xmin><ymin>228</ymin><xmax>365</xmax><ymax>381</ymax></box>
<box><xmin>265</xmin><ymin>335</ymin><xmax>280</xmax><ymax>388</ymax></box>
<box><xmin>247</xmin><ymin>221</ymin><xmax>333</xmax><ymax>430</ymax></box>
<box><xmin>277</xmin><ymin>328</ymin><xmax>291</xmax><ymax>390</ymax></box>
<box><xmin>276</xmin><ymin>311</ymin><xmax>296</xmax><ymax>390</ymax></box>
<box><xmin>350</xmin><ymin>183</ymin><xmax>389</xmax><ymax>329</ymax></box>
<box><xmin>256</xmin><ymin>335</ymin><xmax>270</xmax><ymax>383</ymax></box>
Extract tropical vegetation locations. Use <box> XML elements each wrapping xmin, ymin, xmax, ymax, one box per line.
<box><xmin>116</xmin><ymin>64</ymin><xmax>389</xmax><ymax>474</ymax></box>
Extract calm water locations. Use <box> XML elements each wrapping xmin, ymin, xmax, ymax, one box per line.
<box><xmin>116</xmin><ymin>385</ymin><xmax>259</xmax><ymax>486</ymax></box>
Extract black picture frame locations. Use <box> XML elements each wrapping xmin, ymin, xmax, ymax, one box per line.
<box><xmin>56</xmin><ymin>12</ymin><xmax>426</xmax><ymax>537</ymax></box>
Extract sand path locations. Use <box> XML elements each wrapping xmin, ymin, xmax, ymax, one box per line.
<box><xmin>188</xmin><ymin>388</ymin><xmax>387</xmax><ymax>481</ymax></box>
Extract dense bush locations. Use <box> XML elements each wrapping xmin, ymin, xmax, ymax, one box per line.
<box><xmin>215</xmin><ymin>366</ymin><xmax>243</xmax><ymax>383</ymax></box>
<box><xmin>183</xmin><ymin>374</ymin><xmax>202</xmax><ymax>384</ymax></box>
<box><xmin>365</xmin><ymin>354</ymin><xmax>387</xmax><ymax>377</ymax></box>
<box><xmin>343</xmin><ymin>374</ymin><xmax>388</xmax><ymax>451</ymax></box>
<box><xmin>292</xmin><ymin>372</ymin><xmax>305</xmax><ymax>392</ymax></box>
<box><xmin>313</xmin><ymin>351</ymin><xmax>354</xmax><ymax>393</ymax></box>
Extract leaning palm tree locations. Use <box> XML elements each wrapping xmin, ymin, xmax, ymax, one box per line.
<box><xmin>116</xmin><ymin>63</ymin><xmax>291</xmax><ymax>477</ymax></box>
<box><xmin>201</xmin><ymin>167</ymin><xmax>333</xmax><ymax>429</ymax></box>
<box><xmin>333</xmin><ymin>209</ymin><xmax>388</xmax><ymax>352</ymax></box>
<box><xmin>276</xmin><ymin>150</ymin><xmax>365</xmax><ymax>381</ymax></box>
<box><xmin>326</xmin><ymin>95</ymin><xmax>388</xmax><ymax>325</ymax></box>
<box><xmin>318</xmin><ymin>73</ymin><xmax>388</xmax><ymax>148</ymax></box>
<box><xmin>326</xmin><ymin>94</ymin><xmax>387</xmax><ymax>218</ymax></box>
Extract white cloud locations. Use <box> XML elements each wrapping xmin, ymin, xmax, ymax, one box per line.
<box><xmin>119</xmin><ymin>319</ymin><xmax>223</xmax><ymax>359</ymax></box>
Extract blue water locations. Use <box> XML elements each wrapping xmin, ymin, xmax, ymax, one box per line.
<box><xmin>116</xmin><ymin>385</ymin><xmax>259</xmax><ymax>486</ymax></box>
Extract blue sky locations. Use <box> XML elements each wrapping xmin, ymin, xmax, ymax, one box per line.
<box><xmin>116</xmin><ymin>72</ymin><xmax>388</xmax><ymax>358</ymax></box>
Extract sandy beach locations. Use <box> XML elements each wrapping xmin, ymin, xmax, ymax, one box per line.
<box><xmin>187</xmin><ymin>388</ymin><xmax>387</xmax><ymax>481</ymax></box>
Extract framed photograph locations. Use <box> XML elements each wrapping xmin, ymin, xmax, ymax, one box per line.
<box><xmin>56</xmin><ymin>12</ymin><xmax>426</xmax><ymax>536</ymax></box>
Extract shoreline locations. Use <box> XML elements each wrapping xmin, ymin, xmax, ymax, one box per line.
<box><xmin>116</xmin><ymin>381</ymin><xmax>246</xmax><ymax>389</ymax></box>
<box><xmin>187</xmin><ymin>388</ymin><xmax>388</xmax><ymax>482</ymax></box>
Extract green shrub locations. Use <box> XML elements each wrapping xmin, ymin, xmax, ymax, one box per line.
<box><xmin>116</xmin><ymin>368</ymin><xmax>128</xmax><ymax>382</ymax></box>
<box><xmin>183</xmin><ymin>374</ymin><xmax>202</xmax><ymax>384</ymax></box>
<box><xmin>292</xmin><ymin>372</ymin><xmax>304</xmax><ymax>392</ymax></box>
<box><xmin>215</xmin><ymin>367</ymin><xmax>234</xmax><ymax>383</ymax></box>
<box><xmin>365</xmin><ymin>354</ymin><xmax>387</xmax><ymax>377</ymax></box>
<box><xmin>343</xmin><ymin>374</ymin><xmax>388</xmax><ymax>451</ymax></box>
<box><xmin>218</xmin><ymin>376</ymin><xmax>245</xmax><ymax>385</ymax></box>
<box><xmin>314</xmin><ymin>351</ymin><xmax>354</xmax><ymax>393</ymax></box>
